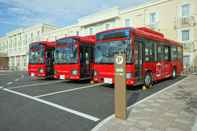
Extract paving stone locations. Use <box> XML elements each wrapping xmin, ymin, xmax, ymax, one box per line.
<box><xmin>174</xmin><ymin>118</ymin><xmax>192</xmax><ymax>125</ymax></box>
<box><xmin>164</xmin><ymin>112</ymin><xmax>178</xmax><ymax>118</ymax></box>
<box><xmin>145</xmin><ymin>127</ymin><xmax>163</xmax><ymax>131</ymax></box>
<box><xmin>170</xmin><ymin>121</ymin><xmax>192</xmax><ymax>131</ymax></box>
<box><xmin>127</xmin><ymin>126</ymin><xmax>145</xmax><ymax>131</ymax></box>
<box><xmin>151</xmin><ymin>119</ymin><xmax>172</xmax><ymax>129</ymax></box>
<box><xmin>166</xmin><ymin>127</ymin><xmax>185</xmax><ymax>131</ymax></box>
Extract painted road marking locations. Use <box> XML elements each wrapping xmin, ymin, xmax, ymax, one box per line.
<box><xmin>3</xmin><ymin>88</ymin><xmax>100</xmax><ymax>122</ymax></box>
<box><xmin>14</xmin><ymin>78</ymin><xmax>19</xmax><ymax>82</ymax></box>
<box><xmin>92</xmin><ymin>76</ymin><xmax>188</xmax><ymax>131</ymax></box>
<box><xmin>0</xmin><ymin>74</ymin><xmax>8</xmax><ymax>76</ymax></box>
<box><xmin>35</xmin><ymin>83</ymin><xmax>104</xmax><ymax>98</ymax></box>
<box><xmin>0</xmin><ymin>86</ymin><xmax>3</xmax><ymax>89</ymax></box>
<box><xmin>8</xmin><ymin>80</ymin><xmax>65</xmax><ymax>90</ymax></box>
<box><xmin>7</xmin><ymin>82</ymin><xmax>13</xmax><ymax>85</ymax></box>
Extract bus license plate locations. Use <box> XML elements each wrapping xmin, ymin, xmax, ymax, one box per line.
<box><xmin>104</xmin><ymin>78</ymin><xmax>112</xmax><ymax>84</ymax></box>
<box><xmin>60</xmin><ymin>75</ymin><xmax>65</xmax><ymax>80</ymax></box>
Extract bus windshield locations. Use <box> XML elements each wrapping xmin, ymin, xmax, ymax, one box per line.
<box><xmin>95</xmin><ymin>40</ymin><xmax>132</xmax><ymax>64</ymax></box>
<box><xmin>54</xmin><ymin>43</ymin><xmax>78</xmax><ymax>64</ymax></box>
<box><xmin>29</xmin><ymin>44</ymin><xmax>45</xmax><ymax>64</ymax></box>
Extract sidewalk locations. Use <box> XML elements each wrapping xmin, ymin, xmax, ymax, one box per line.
<box><xmin>92</xmin><ymin>75</ymin><xmax>197</xmax><ymax>131</ymax></box>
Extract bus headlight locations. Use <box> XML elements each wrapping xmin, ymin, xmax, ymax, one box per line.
<box><xmin>126</xmin><ymin>73</ymin><xmax>132</xmax><ymax>79</ymax></box>
<box><xmin>72</xmin><ymin>70</ymin><xmax>78</xmax><ymax>75</ymax></box>
<box><xmin>38</xmin><ymin>68</ymin><xmax>44</xmax><ymax>73</ymax></box>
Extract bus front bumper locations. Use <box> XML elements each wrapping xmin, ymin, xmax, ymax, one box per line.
<box><xmin>53</xmin><ymin>73</ymin><xmax>80</xmax><ymax>80</ymax></box>
<box><xmin>93</xmin><ymin>76</ymin><xmax>136</xmax><ymax>86</ymax></box>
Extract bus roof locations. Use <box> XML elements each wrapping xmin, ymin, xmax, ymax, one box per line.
<box><xmin>30</xmin><ymin>41</ymin><xmax>56</xmax><ymax>48</ymax></box>
<box><xmin>96</xmin><ymin>27</ymin><xmax>182</xmax><ymax>47</ymax></box>
<box><xmin>57</xmin><ymin>35</ymin><xmax>96</xmax><ymax>45</ymax></box>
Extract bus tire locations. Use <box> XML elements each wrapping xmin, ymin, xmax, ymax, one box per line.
<box><xmin>172</xmin><ymin>67</ymin><xmax>177</xmax><ymax>79</ymax></box>
<box><xmin>144</xmin><ymin>72</ymin><xmax>153</xmax><ymax>88</ymax></box>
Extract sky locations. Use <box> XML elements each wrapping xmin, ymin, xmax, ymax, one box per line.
<box><xmin>0</xmin><ymin>0</ymin><xmax>152</xmax><ymax>36</ymax></box>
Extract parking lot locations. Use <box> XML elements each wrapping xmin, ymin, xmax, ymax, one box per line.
<box><xmin>0</xmin><ymin>71</ymin><xmax>185</xmax><ymax>131</ymax></box>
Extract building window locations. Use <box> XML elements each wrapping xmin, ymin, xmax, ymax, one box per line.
<box><xmin>149</xmin><ymin>12</ymin><xmax>159</xmax><ymax>25</ymax></box>
<box><xmin>181</xmin><ymin>29</ymin><xmax>190</xmax><ymax>41</ymax></box>
<box><xmin>125</xmin><ymin>18</ymin><xmax>131</xmax><ymax>27</ymax></box>
<box><xmin>31</xmin><ymin>33</ymin><xmax>33</xmax><ymax>41</ymax></box>
<box><xmin>105</xmin><ymin>24</ymin><xmax>110</xmax><ymax>30</ymax></box>
<box><xmin>76</xmin><ymin>31</ymin><xmax>79</xmax><ymax>35</ymax></box>
<box><xmin>150</xmin><ymin>13</ymin><xmax>156</xmax><ymax>24</ymax></box>
<box><xmin>37</xmin><ymin>31</ymin><xmax>40</xmax><ymax>39</ymax></box>
<box><xmin>23</xmin><ymin>56</ymin><xmax>26</xmax><ymax>67</ymax></box>
<box><xmin>183</xmin><ymin>55</ymin><xmax>191</xmax><ymax>67</ymax></box>
<box><xmin>89</xmin><ymin>28</ymin><xmax>93</xmax><ymax>35</ymax></box>
<box><xmin>181</xmin><ymin>4</ymin><xmax>190</xmax><ymax>17</ymax></box>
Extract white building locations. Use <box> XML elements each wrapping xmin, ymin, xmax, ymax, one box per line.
<box><xmin>0</xmin><ymin>24</ymin><xmax>57</xmax><ymax>70</ymax></box>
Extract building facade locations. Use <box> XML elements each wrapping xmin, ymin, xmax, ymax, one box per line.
<box><xmin>0</xmin><ymin>24</ymin><xmax>57</xmax><ymax>70</ymax></box>
<box><xmin>0</xmin><ymin>0</ymin><xmax>196</xmax><ymax>71</ymax></box>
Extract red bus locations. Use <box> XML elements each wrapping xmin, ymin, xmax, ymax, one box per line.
<box><xmin>93</xmin><ymin>27</ymin><xmax>183</xmax><ymax>87</ymax></box>
<box><xmin>53</xmin><ymin>35</ymin><xmax>95</xmax><ymax>80</ymax></box>
<box><xmin>28</xmin><ymin>41</ymin><xmax>55</xmax><ymax>79</ymax></box>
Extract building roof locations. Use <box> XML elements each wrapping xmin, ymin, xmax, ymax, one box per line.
<box><xmin>120</xmin><ymin>0</ymin><xmax>170</xmax><ymax>14</ymax></box>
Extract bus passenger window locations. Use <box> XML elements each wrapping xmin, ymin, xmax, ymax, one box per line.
<box><xmin>164</xmin><ymin>46</ymin><xmax>170</xmax><ymax>61</ymax></box>
<box><xmin>157</xmin><ymin>46</ymin><xmax>164</xmax><ymax>61</ymax></box>
<box><xmin>144</xmin><ymin>40</ymin><xmax>154</xmax><ymax>62</ymax></box>
<box><xmin>171</xmin><ymin>46</ymin><xmax>177</xmax><ymax>61</ymax></box>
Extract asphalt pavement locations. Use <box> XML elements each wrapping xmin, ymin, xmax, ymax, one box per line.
<box><xmin>0</xmin><ymin>71</ymin><xmax>185</xmax><ymax>131</ymax></box>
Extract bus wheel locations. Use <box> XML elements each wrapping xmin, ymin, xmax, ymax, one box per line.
<box><xmin>144</xmin><ymin>73</ymin><xmax>153</xmax><ymax>88</ymax></box>
<box><xmin>172</xmin><ymin>68</ymin><xmax>177</xmax><ymax>79</ymax></box>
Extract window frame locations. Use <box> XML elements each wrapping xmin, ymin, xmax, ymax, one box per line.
<box><xmin>181</xmin><ymin>29</ymin><xmax>190</xmax><ymax>42</ymax></box>
<box><xmin>181</xmin><ymin>4</ymin><xmax>191</xmax><ymax>18</ymax></box>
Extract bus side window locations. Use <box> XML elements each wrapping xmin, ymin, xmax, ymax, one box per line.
<box><xmin>144</xmin><ymin>39</ymin><xmax>154</xmax><ymax>62</ymax></box>
<box><xmin>157</xmin><ymin>45</ymin><xmax>164</xmax><ymax>61</ymax></box>
<box><xmin>154</xmin><ymin>42</ymin><xmax>158</xmax><ymax>62</ymax></box>
<box><xmin>171</xmin><ymin>46</ymin><xmax>177</xmax><ymax>61</ymax></box>
<box><xmin>164</xmin><ymin>46</ymin><xmax>170</xmax><ymax>61</ymax></box>
<box><xmin>177</xmin><ymin>47</ymin><xmax>183</xmax><ymax>61</ymax></box>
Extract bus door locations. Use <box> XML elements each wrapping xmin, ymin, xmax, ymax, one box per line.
<box><xmin>156</xmin><ymin>45</ymin><xmax>165</xmax><ymax>80</ymax></box>
<box><xmin>80</xmin><ymin>44</ymin><xmax>93</xmax><ymax>78</ymax></box>
<box><xmin>46</xmin><ymin>48</ymin><xmax>54</xmax><ymax>78</ymax></box>
<box><xmin>163</xmin><ymin>46</ymin><xmax>171</xmax><ymax>78</ymax></box>
<box><xmin>134</xmin><ymin>38</ymin><xmax>143</xmax><ymax>82</ymax></box>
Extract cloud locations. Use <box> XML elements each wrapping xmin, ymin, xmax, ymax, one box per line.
<box><xmin>0</xmin><ymin>0</ymin><xmax>152</xmax><ymax>35</ymax></box>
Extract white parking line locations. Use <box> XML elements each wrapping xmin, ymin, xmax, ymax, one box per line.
<box><xmin>7</xmin><ymin>82</ymin><xmax>13</xmax><ymax>85</ymax></box>
<box><xmin>9</xmin><ymin>80</ymin><xmax>65</xmax><ymax>90</ymax></box>
<box><xmin>0</xmin><ymin>74</ymin><xmax>7</xmax><ymax>76</ymax></box>
<box><xmin>3</xmin><ymin>88</ymin><xmax>100</xmax><ymax>122</ymax></box>
<box><xmin>0</xmin><ymin>86</ymin><xmax>3</xmax><ymax>89</ymax></box>
<box><xmin>14</xmin><ymin>78</ymin><xmax>19</xmax><ymax>82</ymax></box>
<box><xmin>35</xmin><ymin>83</ymin><xmax>104</xmax><ymax>98</ymax></box>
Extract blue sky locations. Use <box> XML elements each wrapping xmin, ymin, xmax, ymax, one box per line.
<box><xmin>0</xmin><ymin>0</ymin><xmax>151</xmax><ymax>36</ymax></box>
